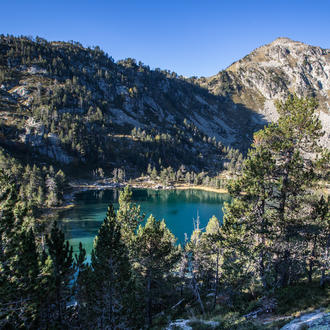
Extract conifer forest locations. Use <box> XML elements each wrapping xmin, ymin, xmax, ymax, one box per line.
<box><xmin>0</xmin><ymin>34</ymin><xmax>329</xmax><ymax>329</ymax></box>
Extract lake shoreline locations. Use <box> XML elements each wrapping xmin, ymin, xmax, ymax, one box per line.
<box><xmin>174</xmin><ymin>184</ymin><xmax>228</xmax><ymax>194</ymax></box>
<box><xmin>52</xmin><ymin>179</ymin><xmax>229</xmax><ymax>212</ymax></box>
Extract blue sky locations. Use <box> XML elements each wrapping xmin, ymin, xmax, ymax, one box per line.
<box><xmin>1</xmin><ymin>0</ymin><xmax>329</xmax><ymax>77</ymax></box>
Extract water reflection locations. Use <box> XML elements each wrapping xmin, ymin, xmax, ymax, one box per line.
<box><xmin>57</xmin><ymin>189</ymin><xmax>231</xmax><ymax>256</ymax></box>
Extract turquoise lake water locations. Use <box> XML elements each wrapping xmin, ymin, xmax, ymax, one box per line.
<box><xmin>57</xmin><ymin>189</ymin><xmax>231</xmax><ymax>256</ymax></box>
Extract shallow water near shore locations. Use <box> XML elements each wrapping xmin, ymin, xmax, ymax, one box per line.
<box><xmin>57</xmin><ymin>188</ymin><xmax>231</xmax><ymax>257</ymax></box>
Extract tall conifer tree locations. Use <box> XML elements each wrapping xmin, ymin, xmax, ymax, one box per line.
<box><xmin>224</xmin><ymin>95</ymin><xmax>329</xmax><ymax>293</ymax></box>
<box><xmin>45</xmin><ymin>221</ymin><xmax>75</xmax><ymax>325</ymax></box>
<box><xmin>133</xmin><ymin>215</ymin><xmax>180</xmax><ymax>327</ymax></box>
<box><xmin>83</xmin><ymin>204</ymin><xmax>133</xmax><ymax>329</ymax></box>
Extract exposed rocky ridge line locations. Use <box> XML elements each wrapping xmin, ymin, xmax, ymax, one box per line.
<box><xmin>201</xmin><ymin>37</ymin><xmax>330</xmax><ymax>147</ymax></box>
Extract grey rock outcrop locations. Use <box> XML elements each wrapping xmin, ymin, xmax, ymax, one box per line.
<box><xmin>281</xmin><ymin>309</ymin><xmax>330</xmax><ymax>330</ymax></box>
<box><xmin>19</xmin><ymin>119</ymin><xmax>74</xmax><ymax>164</ymax></box>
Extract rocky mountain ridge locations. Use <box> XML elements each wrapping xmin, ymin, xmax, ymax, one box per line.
<box><xmin>0</xmin><ymin>35</ymin><xmax>328</xmax><ymax>174</ymax></box>
<box><xmin>201</xmin><ymin>37</ymin><xmax>330</xmax><ymax>146</ymax></box>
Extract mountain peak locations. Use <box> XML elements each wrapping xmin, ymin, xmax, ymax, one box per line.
<box><xmin>271</xmin><ymin>37</ymin><xmax>297</xmax><ymax>44</ymax></box>
<box><xmin>227</xmin><ymin>37</ymin><xmax>326</xmax><ymax>71</ymax></box>
<box><xmin>266</xmin><ymin>37</ymin><xmax>309</xmax><ymax>48</ymax></box>
<box><xmin>204</xmin><ymin>37</ymin><xmax>330</xmax><ymax>150</ymax></box>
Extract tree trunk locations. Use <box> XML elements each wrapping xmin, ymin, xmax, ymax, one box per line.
<box><xmin>259</xmin><ymin>248</ymin><xmax>267</xmax><ymax>289</ymax></box>
<box><xmin>320</xmin><ymin>247</ymin><xmax>329</xmax><ymax>288</ymax></box>
<box><xmin>106</xmin><ymin>257</ymin><xmax>114</xmax><ymax>329</ymax></box>
<box><xmin>308</xmin><ymin>237</ymin><xmax>317</xmax><ymax>284</ymax></box>
<box><xmin>109</xmin><ymin>284</ymin><xmax>113</xmax><ymax>329</ymax></box>
<box><xmin>280</xmin><ymin>250</ymin><xmax>290</xmax><ymax>287</ymax></box>
<box><xmin>191</xmin><ymin>271</ymin><xmax>205</xmax><ymax>314</ymax></box>
<box><xmin>278</xmin><ymin>151</ymin><xmax>292</xmax><ymax>288</ymax></box>
<box><xmin>258</xmin><ymin>197</ymin><xmax>267</xmax><ymax>289</ymax></box>
<box><xmin>56</xmin><ymin>285</ymin><xmax>62</xmax><ymax>325</ymax></box>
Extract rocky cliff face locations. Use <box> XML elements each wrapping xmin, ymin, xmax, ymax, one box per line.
<box><xmin>202</xmin><ymin>37</ymin><xmax>330</xmax><ymax>147</ymax></box>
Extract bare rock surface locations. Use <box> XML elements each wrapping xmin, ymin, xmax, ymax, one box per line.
<box><xmin>281</xmin><ymin>310</ymin><xmax>330</xmax><ymax>330</ymax></box>
<box><xmin>202</xmin><ymin>37</ymin><xmax>330</xmax><ymax>148</ymax></box>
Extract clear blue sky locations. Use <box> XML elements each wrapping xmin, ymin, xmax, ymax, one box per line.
<box><xmin>1</xmin><ymin>0</ymin><xmax>329</xmax><ymax>77</ymax></box>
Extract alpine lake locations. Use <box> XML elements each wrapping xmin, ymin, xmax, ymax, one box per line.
<box><xmin>57</xmin><ymin>188</ymin><xmax>231</xmax><ymax>259</ymax></box>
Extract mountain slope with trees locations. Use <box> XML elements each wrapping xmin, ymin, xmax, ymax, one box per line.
<box><xmin>0</xmin><ymin>35</ymin><xmax>236</xmax><ymax>178</ymax></box>
<box><xmin>1</xmin><ymin>35</ymin><xmax>329</xmax><ymax>182</ymax></box>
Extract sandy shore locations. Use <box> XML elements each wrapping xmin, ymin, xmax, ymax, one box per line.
<box><xmin>174</xmin><ymin>184</ymin><xmax>228</xmax><ymax>194</ymax></box>
<box><xmin>69</xmin><ymin>180</ymin><xmax>229</xmax><ymax>194</ymax></box>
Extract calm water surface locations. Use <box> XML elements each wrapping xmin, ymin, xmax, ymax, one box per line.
<box><xmin>58</xmin><ymin>189</ymin><xmax>231</xmax><ymax>257</ymax></box>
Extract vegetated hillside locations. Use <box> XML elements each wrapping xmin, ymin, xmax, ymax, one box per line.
<box><xmin>201</xmin><ymin>37</ymin><xmax>330</xmax><ymax>147</ymax></box>
<box><xmin>0</xmin><ymin>35</ymin><xmax>247</xmax><ymax>177</ymax></box>
<box><xmin>0</xmin><ymin>35</ymin><xmax>329</xmax><ymax>178</ymax></box>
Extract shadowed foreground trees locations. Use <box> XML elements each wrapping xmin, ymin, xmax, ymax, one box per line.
<box><xmin>76</xmin><ymin>192</ymin><xmax>180</xmax><ymax>328</ymax></box>
<box><xmin>76</xmin><ymin>205</ymin><xmax>134</xmax><ymax>329</ymax></box>
<box><xmin>133</xmin><ymin>215</ymin><xmax>181</xmax><ymax>327</ymax></box>
<box><xmin>0</xmin><ymin>174</ymin><xmax>76</xmax><ymax>328</ymax></box>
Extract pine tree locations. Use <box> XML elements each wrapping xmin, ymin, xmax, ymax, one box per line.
<box><xmin>14</xmin><ymin>228</ymin><xmax>40</xmax><ymax>325</ymax></box>
<box><xmin>186</xmin><ymin>220</ymin><xmax>206</xmax><ymax>314</ymax></box>
<box><xmin>178</xmin><ymin>235</ymin><xmax>190</xmax><ymax>300</ymax></box>
<box><xmin>220</xmin><ymin>199</ymin><xmax>253</xmax><ymax>296</ymax></box>
<box><xmin>308</xmin><ymin>195</ymin><xmax>330</xmax><ymax>288</ymax></box>
<box><xmin>46</xmin><ymin>221</ymin><xmax>75</xmax><ymax>326</ymax></box>
<box><xmin>55</xmin><ymin>169</ymin><xmax>67</xmax><ymax>202</ymax></box>
<box><xmin>0</xmin><ymin>171</ymin><xmax>40</xmax><ymax>328</ymax></box>
<box><xmin>147</xmin><ymin>163</ymin><xmax>152</xmax><ymax>176</ymax></box>
<box><xmin>133</xmin><ymin>215</ymin><xmax>180</xmax><ymax>327</ymax></box>
<box><xmin>86</xmin><ymin>204</ymin><xmax>133</xmax><ymax>328</ymax></box>
<box><xmin>116</xmin><ymin>186</ymin><xmax>144</xmax><ymax>250</ymax></box>
<box><xmin>226</xmin><ymin>146</ymin><xmax>276</xmax><ymax>290</ymax></box>
<box><xmin>202</xmin><ymin>216</ymin><xmax>223</xmax><ymax>310</ymax></box>
<box><xmin>223</xmin><ymin>95</ymin><xmax>328</xmax><ymax>293</ymax></box>
<box><xmin>187</xmin><ymin>214</ymin><xmax>205</xmax><ymax>284</ymax></box>
<box><xmin>36</xmin><ymin>185</ymin><xmax>45</xmax><ymax>206</ymax></box>
<box><xmin>74</xmin><ymin>242</ymin><xmax>96</xmax><ymax>328</ymax></box>
<box><xmin>151</xmin><ymin>166</ymin><xmax>158</xmax><ymax>180</ymax></box>
<box><xmin>45</xmin><ymin>174</ymin><xmax>58</xmax><ymax>206</ymax></box>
